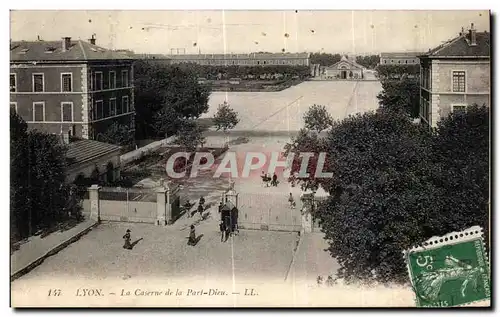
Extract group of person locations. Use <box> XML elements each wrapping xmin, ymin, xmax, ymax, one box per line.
<box><xmin>261</xmin><ymin>171</ymin><xmax>279</xmax><ymax>187</ymax></box>
<box><xmin>184</xmin><ymin>196</ymin><xmax>207</xmax><ymax>219</ymax></box>
<box><xmin>317</xmin><ymin>275</ymin><xmax>336</xmax><ymax>287</ymax></box>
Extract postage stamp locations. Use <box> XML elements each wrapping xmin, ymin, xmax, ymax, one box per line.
<box><xmin>404</xmin><ymin>226</ymin><xmax>490</xmax><ymax>307</ymax></box>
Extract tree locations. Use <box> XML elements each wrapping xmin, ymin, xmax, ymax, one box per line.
<box><xmin>429</xmin><ymin>104</ymin><xmax>490</xmax><ymax>250</ymax></box>
<box><xmin>285</xmin><ymin>105</ymin><xmax>490</xmax><ymax>283</ymax></box>
<box><xmin>283</xmin><ymin>128</ymin><xmax>327</xmax><ymax>192</ymax></box>
<box><xmin>303</xmin><ymin>104</ymin><xmax>334</xmax><ymax>133</ymax></box>
<box><xmin>134</xmin><ymin>60</ymin><xmax>211</xmax><ymax>139</ymax></box>
<box><xmin>213</xmin><ymin>101</ymin><xmax>240</xmax><ymax>147</ymax></box>
<box><xmin>310</xmin><ymin>53</ymin><xmax>342</xmax><ymax>66</ymax></box>
<box><xmin>176</xmin><ymin>120</ymin><xmax>206</xmax><ymax>152</ymax></box>
<box><xmin>315</xmin><ymin>109</ymin><xmax>438</xmax><ymax>283</ymax></box>
<box><xmin>375</xmin><ymin>64</ymin><xmax>420</xmax><ymax>80</ymax></box>
<box><xmin>213</xmin><ymin>101</ymin><xmax>240</xmax><ymax>132</ymax></box>
<box><xmin>100</xmin><ymin>122</ymin><xmax>134</xmax><ymax>147</ymax></box>
<box><xmin>356</xmin><ymin>55</ymin><xmax>381</xmax><ymax>69</ymax></box>
<box><xmin>10</xmin><ymin>110</ymin><xmax>82</xmax><ymax>240</ymax></box>
<box><xmin>377</xmin><ymin>78</ymin><xmax>420</xmax><ymax>117</ymax></box>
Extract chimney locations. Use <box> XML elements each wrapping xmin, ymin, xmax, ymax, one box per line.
<box><xmin>460</xmin><ymin>27</ymin><xmax>465</xmax><ymax>36</ymax></box>
<box><xmin>469</xmin><ymin>23</ymin><xmax>477</xmax><ymax>46</ymax></box>
<box><xmin>89</xmin><ymin>34</ymin><xmax>96</xmax><ymax>45</ymax></box>
<box><xmin>62</xmin><ymin>37</ymin><xmax>71</xmax><ymax>52</ymax></box>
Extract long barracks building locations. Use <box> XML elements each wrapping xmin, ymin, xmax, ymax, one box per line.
<box><xmin>137</xmin><ymin>52</ymin><xmax>310</xmax><ymax>67</ymax></box>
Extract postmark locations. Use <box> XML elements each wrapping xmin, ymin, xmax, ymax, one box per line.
<box><xmin>404</xmin><ymin>226</ymin><xmax>490</xmax><ymax>307</ymax></box>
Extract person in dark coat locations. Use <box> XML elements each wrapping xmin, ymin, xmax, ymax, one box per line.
<box><xmin>199</xmin><ymin>196</ymin><xmax>205</xmax><ymax>207</ymax></box>
<box><xmin>219</xmin><ymin>221</ymin><xmax>226</xmax><ymax>242</ymax></box>
<box><xmin>123</xmin><ymin>229</ymin><xmax>132</xmax><ymax>249</ymax></box>
<box><xmin>224</xmin><ymin>216</ymin><xmax>231</xmax><ymax>241</ymax></box>
<box><xmin>198</xmin><ymin>203</ymin><xmax>204</xmax><ymax>217</ymax></box>
<box><xmin>188</xmin><ymin>225</ymin><xmax>196</xmax><ymax>246</ymax></box>
<box><xmin>218</xmin><ymin>201</ymin><xmax>223</xmax><ymax>214</ymax></box>
<box><xmin>272</xmin><ymin>173</ymin><xmax>278</xmax><ymax>187</ymax></box>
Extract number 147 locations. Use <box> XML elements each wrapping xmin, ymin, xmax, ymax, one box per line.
<box><xmin>48</xmin><ymin>289</ymin><xmax>61</xmax><ymax>296</ymax></box>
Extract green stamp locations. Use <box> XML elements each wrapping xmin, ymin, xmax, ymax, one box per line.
<box><xmin>405</xmin><ymin>226</ymin><xmax>490</xmax><ymax>307</ymax></box>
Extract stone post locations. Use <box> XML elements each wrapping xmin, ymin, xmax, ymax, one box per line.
<box><xmin>166</xmin><ymin>184</ymin><xmax>172</xmax><ymax>225</ymax></box>
<box><xmin>88</xmin><ymin>184</ymin><xmax>101</xmax><ymax>222</ymax></box>
<box><xmin>155</xmin><ymin>186</ymin><xmax>167</xmax><ymax>226</ymax></box>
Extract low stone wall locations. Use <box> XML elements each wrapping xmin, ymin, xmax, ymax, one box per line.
<box><xmin>120</xmin><ymin>136</ymin><xmax>176</xmax><ymax>166</ymax></box>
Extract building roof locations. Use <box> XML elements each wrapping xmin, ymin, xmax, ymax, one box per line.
<box><xmin>421</xmin><ymin>31</ymin><xmax>490</xmax><ymax>58</ymax></box>
<box><xmin>66</xmin><ymin>139</ymin><xmax>121</xmax><ymax>168</ymax></box>
<box><xmin>140</xmin><ymin>52</ymin><xmax>310</xmax><ymax>60</ymax></box>
<box><xmin>10</xmin><ymin>39</ymin><xmax>134</xmax><ymax>62</ymax></box>
<box><xmin>380</xmin><ymin>52</ymin><xmax>423</xmax><ymax>58</ymax></box>
<box><xmin>326</xmin><ymin>55</ymin><xmax>364</xmax><ymax>69</ymax></box>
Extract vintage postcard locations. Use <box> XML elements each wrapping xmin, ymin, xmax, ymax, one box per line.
<box><xmin>9</xmin><ymin>9</ymin><xmax>491</xmax><ymax>308</ymax></box>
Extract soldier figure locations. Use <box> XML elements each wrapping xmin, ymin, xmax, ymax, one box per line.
<box><xmin>123</xmin><ymin>229</ymin><xmax>132</xmax><ymax>250</ymax></box>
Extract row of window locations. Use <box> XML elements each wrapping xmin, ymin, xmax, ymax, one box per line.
<box><xmin>10</xmin><ymin>96</ymin><xmax>131</xmax><ymax>122</ymax></box>
<box><xmin>184</xmin><ymin>59</ymin><xmax>306</xmax><ymax>66</ymax></box>
<box><xmin>10</xmin><ymin>101</ymin><xmax>74</xmax><ymax>122</ymax></box>
<box><xmin>382</xmin><ymin>59</ymin><xmax>418</xmax><ymax>64</ymax></box>
<box><xmin>91</xmin><ymin>70</ymin><xmax>129</xmax><ymax>91</ymax></box>
<box><xmin>91</xmin><ymin>96</ymin><xmax>130</xmax><ymax>121</ymax></box>
<box><xmin>9</xmin><ymin>70</ymin><xmax>130</xmax><ymax>93</ymax></box>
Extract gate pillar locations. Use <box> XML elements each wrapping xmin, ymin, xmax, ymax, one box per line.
<box><xmin>88</xmin><ymin>184</ymin><xmax>101</xmax><ymax>222</ymax></box>
<box><xmin>155</xmin><ymin>186</ymin><xmax>167</xmax><ymax>226</ymax></box>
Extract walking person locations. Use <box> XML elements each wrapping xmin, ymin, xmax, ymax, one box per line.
<box><xmin>188</xmin><ymin>225</ymin><xmax>196</xmax><ymax>246</ymax></box>
<box><xmin>123</xmin><ymin>229</ymin><xmax>132</xmax><ymax>250</ymax></box>
<box><xmin>219</xmin><ymin>221</ymin><xmax>226</xmax><ymax>242</ymax></box>
<box><xmin>198</xmin><ymin>203</ymin><xmax>203</xmax><ymax>217</ymax></box>
<box><xmin>288</xmin><ymin>193</ymin><xmax>296</xmax><ymax>209</ymax></box>
<box><xmin>272</xmin><ymin>173</ymin><xmax>278</xmax><ymax>187</ymax></box>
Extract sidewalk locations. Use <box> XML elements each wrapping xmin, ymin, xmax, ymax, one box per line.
<box><xmin>11</xmin><ymin>219</ymin><xmax>98</xmax><ymax>280</ymax></box>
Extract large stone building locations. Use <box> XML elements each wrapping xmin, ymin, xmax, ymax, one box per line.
<box><xmin>419</xmin><ymin>23</ymin><xmax>490</xmax><ymax>127</ymax></box>
<box><xmin>380</xmin><ymin>52</ymin><xmax>423</xmax><ymax>65</ymax></box>
<box><xmin>138</xmin><ymin>52</ymin><xmax>310</xmax><ymax>67</ymax></box>
<box><xmin>10</xmin><ymin>36</ymin><xmax>135</xmax><ymax>142</ymax></box>
<box><xmin>323</xmin><ymin>56</ymin><xmax>364</xmax><ymax>80</ymax></box>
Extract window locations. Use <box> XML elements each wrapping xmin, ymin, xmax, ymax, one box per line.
<box><xmin>61</xmin><ymin>73</ymin><xmax>72</xmax><ymax>92</ymax></box>
<box><xmin>33</xmin><ymin>102</ymin><xmax>45</xmax><ymax>121</ymax></box>
<box><xmin>109</xmin><ymin>98</ymin><xmax>117</xmax><ymax>116</ymax></box>
<box><xmin>61</xmin><ymin>102</ymin><xmax>73</xmax><ymax>122</ymax></box>
<box><xmin>122</xmin><ymin>96</ymin><xmax>129</xmax><ymax>113</ymax></box>
<box><xmin>452</xmin><ymin>104</ymin><xmax>468</xmax><ymax>114</ymax></box>
<box><xmin>94</xmin><ymin>100</ymin><xmax>103</xmax><ymax>120</ymax></box>
<box><xmin>10</xmin><ymin>74</ymin><xmax>16</xmax><ymax>92</ymax></box>
<box><xmin>32</xmin><ymin>74</ymin><xmax>44</xmax><ymax>92</ymax></box>
<box><xmin>103</xmin><ymin>99</ymin><xmax>110</xmax><ymax>118</ymax></box>
<box><xmin>94</xmin><ymin>72</ymin><xmax>103</xmax><ymax>90</ymax></box>
<box><xmin>109</xmin><ymin>71</ymin><xmax>116</xmax><ymax>89</ymax></box>
<box><xmin>121</xmin><ymin>70</ymin><xmax>129</xmax><ymax>87</ymax></box>
<box><xmin>452</xmin><ymin>71</ymin><xmax>466</xmax><ymax>92</ymax></box>
<box><xmin>10</xmin><ymin>102</ymin><xmax>17</xmax><ymax>113</ymax></box>
<box><xmin>420</xmin><ymin>97</ymin><xmax>430</xmax><ymax>123</ymax></box>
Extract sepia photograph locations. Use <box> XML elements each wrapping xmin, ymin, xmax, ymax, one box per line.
<box><xmin>8</xmin><ymin>7</ymin><xmax>491</xmax><ymax>308</ymax></box>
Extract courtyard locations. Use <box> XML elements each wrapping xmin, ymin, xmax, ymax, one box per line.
<box><xmin>11</xmin><ymin>80</ymin><xmax>415</xmax><ymax>307</ymax></box>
